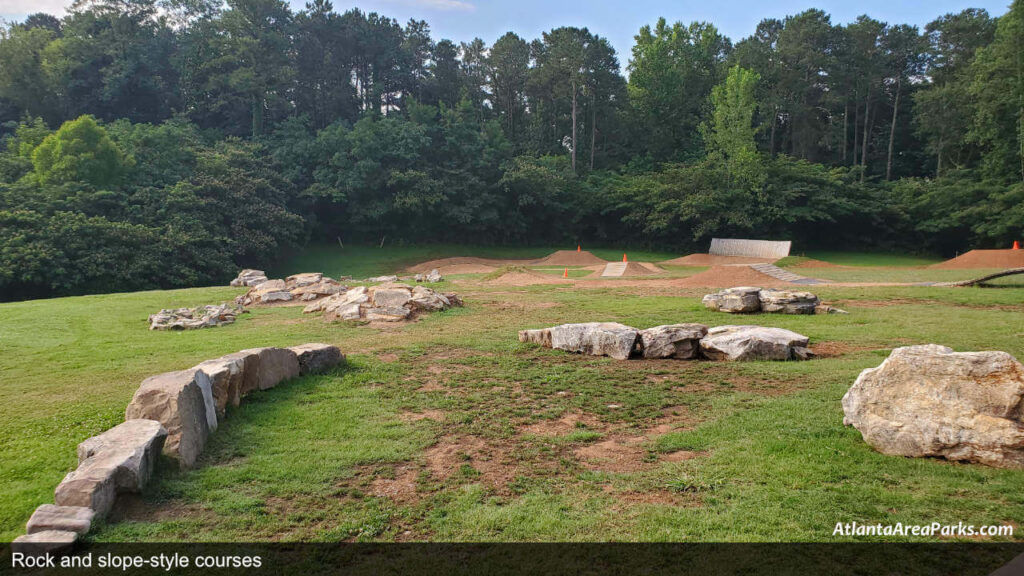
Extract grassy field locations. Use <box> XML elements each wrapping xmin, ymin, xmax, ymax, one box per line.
<box><xmin>2</xmin><ymin>247</ymin><xmax>1023</xmax><ymax>543</ymax></box>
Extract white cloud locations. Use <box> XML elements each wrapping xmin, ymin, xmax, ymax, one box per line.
<box><xmin>381</xmin><ymin>0</ymin><xmax>476</xmax><ymax>12</ymax></box>
<box><xmin>0</xmin><ymin>0</ymin><xmax>70</xmax><ymax>17</ymax></box>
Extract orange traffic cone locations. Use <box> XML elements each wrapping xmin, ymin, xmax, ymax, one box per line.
<box><xmin>1014</xmin><ymin>240</ymin><xmax>1021</xmax><ymax>250</ymax></box>
<box><xmin>563</xmin><ymin>268</ymin><xmax>569</xmax><ymax>278</ymax></box>
<box><xmin>622</xmin><ymin>253</ymin><xmax>628</xmax><ymax>262</ymax></box>
<box><xmin>577</xmin><ymin>245</ymin><xmax>581</xmax><ymax>253</ymax></box>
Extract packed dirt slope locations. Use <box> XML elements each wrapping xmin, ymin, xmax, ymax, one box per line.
<box><xmin>661</xmin><ymin>253</ymin><xmax>776</xmax><ymax>266</ymax></box>
<box><xmin>931</xmin><ymin>249</ymin><xmax>1024</xmax><ymax>270</ymax></box>
<box><xmin>531</xmin><ymin>250</ymin><xmax>608</xmax><ymax>266</ymax></box>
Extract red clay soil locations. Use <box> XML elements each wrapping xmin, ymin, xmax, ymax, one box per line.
<box><xmin>406</xmin><ymin>256</ymin><xmax>532</xmax><ymax>274</ymax></box>
<box><xmin>531</xmin><ymin>250</ymin><xmax>608</xmax><ymax>266</ymax></box>
<box><xmin>668</xmin><ymin>265</ymin><xmax>793</xmax><ymax>288</ymax></box>
<box><xmin>931</xmin><ymin>249</ymin><xmax>1024</xmax><ymax>269</ymax></box>
<box><xmin>660</xmin><ymin>253</ymin><xmax>776</xmax><ymax>266</ymax></box>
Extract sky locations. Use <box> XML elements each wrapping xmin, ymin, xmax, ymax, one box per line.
<box><xmin>0</xmin><ymin>0</ymin><xmax>1012</xmax><ymax>70</ymax></box>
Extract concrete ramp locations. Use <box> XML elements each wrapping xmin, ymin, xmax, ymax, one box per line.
<box><xmin>710</xmin><ymin>238</ymin><xmax>792</xmax><ymax>259</ymax></box>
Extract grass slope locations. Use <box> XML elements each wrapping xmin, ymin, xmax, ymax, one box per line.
<box><xmin>2</xmin><ymin>248</ymin><xmax>1023</xmax><ymax>542</ymax></box>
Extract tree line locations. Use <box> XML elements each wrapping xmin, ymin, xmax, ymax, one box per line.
<box><xmin>0</xmin><ymin>0</ymin><xmax>1021</xmax><ymax>300</ymax></box>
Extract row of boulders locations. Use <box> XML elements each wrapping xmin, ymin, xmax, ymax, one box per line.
<box><xmin>703</xmin><ymin>287</ymin><xmax>846</xmax><ymax>315</ymax></box>
<box><xmin>413</xmin><ymin>269</ymin><xmax>443</xmax><ymax>283</ymax></box>
<box><xmin>303</xmin><ymin>282</ymin><xmax>462</xmax><ymax>323</ymax></box>
<box><xmin>148</xmin><ymin>304</ymin><xmax>244</xmax><ymax>330</ymax></box>
<box><xmin>843</xmin><ymin>345</ymin><xmax>1024</xmax><ymax>469</ymax></box>
<box><xmin>236</xmin><ymin>272</ymin><xmax>347</xmax><ymax>306</ymax></box>
<box><xmin>519</xmin><ymin>322</ymin><xmax>812</xmax><ymax>362</ymax></box>
<box><xmin>13</xmin><ymin>343</ymin><xmax>344</xmax><ymax>552</ymax></box>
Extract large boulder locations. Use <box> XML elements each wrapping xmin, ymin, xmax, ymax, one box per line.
<box><xmin>408</xmin><ymin>286</ymin><xmax>450</xmax><ymax>312</ymax></box>
<box><xmin>426</xmin><ymin>269</ymin><xmax>443</xmax><ymax>283</ymax></box>
<box><xmin>758</xmin><ymin>290</ymin><xmax>820</xmax><ymax>314</ymax></box>
<box><xmin>639</xmin><ymin>324</ymin><xmax>708</xmax><ymax>359</ymax></box>
<box><xmin>842</xmin><ymin>345</ymin><xmax>1024</xmax><ymax>468</ymax></box>
<box><xmin>54</xmin><ymin>454</ymin><xmax>119</xmax><ymax>515</ymax></box>
<box><xmin>371</xmin><ymin>287</ymin><xmax>413</xmax><ymax>308</ymax></box>
<box><xmin>12</xmin><ymin>530</ymin><xmax>77</xmax><ymax>555</ymax></box>
<box><xmin>549</xmin><ymin>323</ymin><xmax>640</xmax><ymax>360</ymax></box>
<box><xmin>192</xmin><ymin>356</ymin><xmax>246</xmax><ymax>417</ymax></box>
<box><xmin>518</xmin><ymin>328</ymin><xmax>552</xmax><ymax>348</ymax></box>
<box><xmin>365</xmin><ymin>306</ymin><xmax>411</xmax><ymax>322</ymax></box>
<box><xmin>702</xmin><ymin>287</ymin><xmax>762</xmax><ymax>313</ymax></box>
<box><xmin>237</xmin><ymin>347</ymin><xmax>300</xmax><ymax>391</ymax></box>
<box><xmin>230</xmin><ymin>269</ymin><xmax>268</xmax><ymax>287</ymax></box>
<box><xmin>289</xmin><ymin>343</ymin><xmax>344</xmax><ymax>375</ymax></box>
<box><xmin>286</xmin><ymin>272</ymin><xmax>323</xmax><ymax>287</ymax></box>
<box><xmin>26</xmin><ymin>505</ymin><xmax>94</xmax><ymax>536</ymax></box>
<box><xmin>365</xmin><ymin>275</ymin><xmax>399</xmax><ymax>283</ymax></box>
<box><xmin>76</xmin><ymin>419</ymin><xmax>167</xmax><ymax>491</ymax></box>
<box><xmin>699</xmin><ymin>325</ymin><xmax>811</xmax><ymax>361</ymax></box>
<box><xmin>125</xmin><ymin>370</ymin><xmax>211</xmax><ymax>468</ymax></box>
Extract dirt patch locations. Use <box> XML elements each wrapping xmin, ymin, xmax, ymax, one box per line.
<box><xmin>107</xmin><ymin>494</ymin><xmax>207</xmax><ymax>524</ymax></box>
<box><xmin>661</xmin><ymin>254</ymin><xmax>775</xmax><ymax>266</ymax></box>
<box><xmin>932</xmin><ymin>249</ymin><xmax>1024</xmax><ymax>269</ymax></box>
<box><xmin>812</xmin><ymin>341</ymin><xmax>880</xmax><ymax>358</ymax></box>
<box><xmin>487</xmin><ymin>269</ymin><xmax>573</xmax><ymax>286</ymax></box>
<box><xmin>662</xmin><ymin>450</ymin><xmax>707</xmax><ymax>462</ymax></box>
<box><xmin>531</xmin><ymin>250</ymin><xmax>607</xmax><ymax>266</ymax></box>
<box><xmin>521</xmin><ymin>411</ymin><xmax>604</xmax><ymax>436</ymax></box>
<box><xmin>424</xmin><ymin>435</ymin><xmax>520</xmax><ymax>490</ymax></box>
<box><xmin>379</xmin><ymin>353</ymin><xmax>399</xmax><ymax>363</ymax></box>
<box><xmin>574</xmin><ymin>437</ymin><xmax>649</xmax><ymax>473</ymax></box>
<box><xmin>369</xmin><ymin>465</ymin><xmax>421</xmax><ymax>504</ymax></box>
<box><xmin>400</xmin><ymin>410</ymin><xmax>445</xmax><ymax>422</ymax></box>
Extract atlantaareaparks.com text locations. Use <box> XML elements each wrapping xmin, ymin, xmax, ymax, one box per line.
<box><xmin>833</xmin><ymin>521</ymin><xmax>1014</xmax><ymax>537</ymax></box>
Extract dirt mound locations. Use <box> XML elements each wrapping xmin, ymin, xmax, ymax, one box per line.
<box><xmin>487</xmin><ymin>268</ymin><xmax>572</xmax><ymax>286</ymax></box>
<box><xmin>931</xmin><ymin>249</ymin><xmax>1024</xmax><ymax>269</ymax></box>
<box><xmin>661</xmin><ymin>253</ymin><xmax>776</xmax><ymax>266</ymax></box>
<box><xmin>407</xmin><ymin>256</ymin><xmax>530</xmax><ymax>274</ymax></box>
<box><xmin>591</xmin><ymin>262</ymin><xmax>661</xmax><ymax>277</ymax></box>
<box><xmin>670</xmin><ymin>265</ymin><xmax>793</xmax><ymax>288</ymax></box>
<box><xmin>531</xmin><ymin>250</ymin><xmax>607</xmax><ymax>266</ymax></box>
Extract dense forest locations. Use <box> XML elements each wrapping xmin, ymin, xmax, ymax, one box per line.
<box><xmin>0</xmin><ymin>0</ymin><xmax>1022</xmax><ymax>300</ymax></box>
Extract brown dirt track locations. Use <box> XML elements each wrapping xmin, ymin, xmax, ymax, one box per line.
<box><xmin>406</xmin><ymin>257</ymin><xmax>532</xmax><ymax>275</ymax></box>
<box><xmin>931</xmin><ymin>249</ymin><xmax>1024</xmax><ymax>269</ymax></box>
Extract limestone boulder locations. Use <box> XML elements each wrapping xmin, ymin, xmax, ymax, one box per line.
<box><xmin>758</xmin><ymin>290</ymin><xmax>820</xmax><ymax>314</ymax></box>
<box><xmin>842</xmin><ymin>345</ymin><xmax>1024</xmax><ymax>468</ymax></box>
<box><xmin>290</xmin><ymin>343</ymin><xmax>345</xmax><ymax>375</ymax></box>
<box><xmin>702</xmin><ymin>287</ymin><xmax>762</xmax><ymax>313</ymax></box>
<box><xmin>549</xmin><ymin>323</ymin><xmax>640</xmax><ymax>360</ymax></box>
<box><xmin>365</xmin><ymin>306</ymin><xmax>411</xmax><ymax>322</ymax></box>
<box><xmin>518</xmin><ymin>328</ymin><xmax>552</xmax><ymax>348</ymax></box>
<box><xmin>426</xmin><ymin>269</ymin><xmax>443</xmax><ymax>283</ymax></box>
<box><xmin>54</xmin><ymin>454</ymin><xmax>119</xmax><ymax>515</ymax></box>
<box><xmin>237</xmin><ymin>347</ymin><xmax>299</xmax><ymax>391</ymax></box>
<box><xmin>286</xmin><ymin>272</ymin><xmax>323</xmax><ymax>288</ymax></box>
<box><xmin>230</xmin><ymin>269</ymin><xmax>268</xmax><ymax>287</ymax></box>
<box><xmin>76</xmin><ymin>419</ymin><xmax>167</xmax><ymax>491</ymax></box>
<box><xmin>192</xmin><ymin>356</ymin><xmax>246</xmax><ymax>416</ymax></box>
<box><xmin>409</xmin><ymin>286</ymin><xmax>450</xmax><ymax>311</ymax></box>
<box><xmin>125</xmin><ymin>370</ymin><xmax>211</xmax><ymax>468</ymax></box>
<box><xmin>371</xmin><ymin>286</ymin><xmax>413</xmax><ymax>308</ymax></box>
<box><xmin>12</xmin><ymin>530</ymin><xmax>77</xmax><ymax>555</ymax></box>
<box><xmin>639</xmin><ymin>324</ymin><xmax>708</xmax><ymax>359</ymax></box>
<box><xmin>366</xmin><ymin>275</ymin><xmax>399</xmax><ymax>283</ymax></box>
<box><xmin>26</xmin><ymin>505</ymin><xmax>94</xmax><ymax>536</ymax></box>
<box><xmin>699</xmin><ymin>325</ymin><xmax>811</xmax><ymax>361</ymax></box>
<box><xmin>149</xmin><ymin>304</ymin><xmax>241</xmax><ymax>330</ymax></box>
<box><xmin>815</xmin><ymin>304</ymin><xmax>849</xmax><ymax>315</ymax></box>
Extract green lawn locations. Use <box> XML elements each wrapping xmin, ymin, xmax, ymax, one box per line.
<box><xmin>2</xmin><ymin>249</ymin><xmax>1023</xmax><ymax>543</ymax></box>
<box><xmin>788</xmin><ymin>266</ymin><xmax>1020</xmax><ymax>284</ymax></box>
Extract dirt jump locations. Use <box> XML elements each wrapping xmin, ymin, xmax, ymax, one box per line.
<box><xmin>593</xmin><ymin>262</ymin><xmax>660</xmax><ymax>277</ymax></box>
<box><xmin>931</xmin><ymin>249</ymin><xmax>1024</xmax><ymax>269</ymax></box>
<box><xmin>660</xmin><ymin>254</ymin><xmax>777</xmax><ymax>266</ymax></box>
<box><xmin>530</xmin><ymin>250</ymin><xmax>607</xmax><ymax>266</ymax></box>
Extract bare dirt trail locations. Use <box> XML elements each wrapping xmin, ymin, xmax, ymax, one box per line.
<box><xmin>931</xmin><ymin>249</ymin><xmax>1024</xmax><ymax>270</ymax></box>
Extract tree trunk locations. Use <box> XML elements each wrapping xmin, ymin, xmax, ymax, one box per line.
<box><xmin>861</xmin><ymin>93</ymin><xmax>871</xmax><ymax>183</ymax></box>
<box><xmin>590</xmin><ymin>93</ymin><xmax>596</xmax><ymax>171</ymax></box>
<box><xmin>769</xmin><ymin>105</ymin><xmax>777</xmax><ymax>157</ymax></box>
<box><xmin>571</xmin><ymin>79</ymin><xmax>577</xmax><ymax>172</ymax></box>
<box><xmin>842</xmin><ymin>102</ymin><xmax>848</xmax><ymax>165</ymax></box>
<box><xmin>853</xmin><ymin>100</ymin><xmax>860</xmax><ymax>167</ymax></box>
<box><xmin>886</xmin><ymin>77</ymin><xmax>901</xmax><ymax>181</ymax></box>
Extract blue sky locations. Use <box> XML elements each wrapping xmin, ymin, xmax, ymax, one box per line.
<box><xmin>1</xmin><ymin>0</ymin><xmax>1012</xmax><ymax>70</ymax></box>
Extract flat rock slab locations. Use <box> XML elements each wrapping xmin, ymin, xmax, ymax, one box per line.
<box><xmin>290</xmin><ymin>343</ymin><xmax>345</xmax><ymax>375</ymax></box>
<box><xmin>236</xmin><ymin>347</ymin><xmax>300</xmax><ymax>391</ymax></box>
<box><xmin>54</xmin><ymin>454</ymin><xmax>119</xmax><ymax>515</ymax></box>
<box><xmin>843</xmin><ymin>345</ymin><xmax>1024</xmax><ymax>468</ymax></box>
<box><xmin>193</xmin><ymin>356</ymin><xmax>246</xmax><ymax>416</ymax></box>
<box><xmin>549</xmin><ymin>323</ymin><xmax>640</xmax><ymax>360</ymax></box>
<box><xmin>125</xmin><ymin>370</ymin><xmax>211</xmax><ymax>468</ymax></box>
<box><xmin>758</xmin><ymin>290</ymin><xmax>820</xmax><ymax>314</ymax></box>
<box><xmin>27</xmin><ymin>505</ymin><xmax>94</xmax><ymax>535</ymax></box>
<box><xmin>639</xmin><ymin>324</ymin><xmax>708</xmax><ymax>359</ymax></box>
<box><xmin>699</xmin><ymin>325</ymin><xmax>810</xmax><ymax>361</ymax></box>
<box><xmin>77</xmin><ymin>419</ymin><xmax>167</xmax><ymax>491</ymax></box>
<box><xmin>13</xmin><ymin>530</ymin><xmax>77</xmax><ymax>555</ymax></box>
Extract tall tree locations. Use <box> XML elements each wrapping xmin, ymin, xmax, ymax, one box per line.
<box><xmin>488</xmin><ymin>32</ymin><xmax>530</xmax><ymax>144</ymax></box>
<box><xmin>882</xmin><ymin>24</ymin><xmax>925</xmax><ymax>180</ymax></box>
<box><xmin>703</xmin><ymin>65</ymin><xmax>762</xmax><ymax>189</ymax></box>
